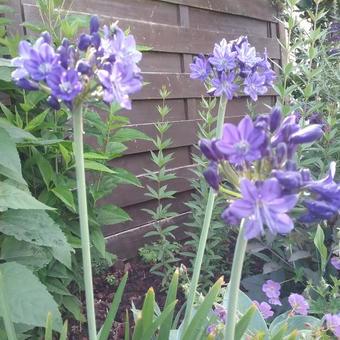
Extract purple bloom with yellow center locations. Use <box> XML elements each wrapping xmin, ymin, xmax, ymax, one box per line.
<box><xmin>223</xmin><ymin>178</ymin><xmax>298</xmax><ymax>239</ymax></box>
<box><xmin>288</xmin><ymin>293</ymin><xmax>309</xmax><ymax>316</ymax></box>
<box><xmin>253</xmin><ymin>301</ymin><xmax>274</xmax><ymax>319</ymax></box>
<box><xmin>209</xmin><ymin>71</ymin><xmax>239</xmax><ymax>99</ymax></box>
<box><xmin>208</xmin><ymin>38</ymin><xmax>237</xmax><ymax>71</ymax></box>
<box><xmin>262</xmin><ymin>280</ymin><xmax>282</xmax><ymax>306</ymax></box>
<box><xmin>216</xmin><ymin>115</ymin><xmax>266</xmax><ymax>165</ymax></box>
<box><xmin>243</xmin><ymin>72</ymin><xmax>267</xmax><ymax>101</ymax></box>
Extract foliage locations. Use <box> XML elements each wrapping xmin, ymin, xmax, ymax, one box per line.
<box><xmin>139</xmin><ymin>86</ymin><xmax>181</xmax><ymax>287</ymax></box>
<box><xmin>0</xmin><ymin>0</ymin><xmax>148</xmax><ymax>336</ymax></box>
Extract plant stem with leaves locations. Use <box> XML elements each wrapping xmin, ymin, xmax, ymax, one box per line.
<box><xmin>182</xmin><ymin>94</ymin><xmax>228</xmax><ymax>331</ymax></box>
<box><xmin>72</xmin><ymin>105</ymin><xmax>97</xmax><ymax>340</ymax></box>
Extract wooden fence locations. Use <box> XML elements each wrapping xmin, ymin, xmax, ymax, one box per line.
<box><xmin>10</xmin><ymin>0</ymin><xmax>283</xmax><ymax>258</ymax></box>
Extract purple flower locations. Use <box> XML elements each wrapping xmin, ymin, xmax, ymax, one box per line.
<box><xmin>209</xmin><ymin>71</ymin><xmax>239</xmax><ymax>99</ymax></box>
<box><xmin>216</xmin><ymin>116</ymin><xmax>266</xmax><ymax>165</ymax></box>
<box><xmin>206</xmin><ymin>324</ymin><xmax>217</xmax><ymax>335</ymax></box>
<box><xmin>208</xmin><ymin>38</ymin><xmax>236</xmax><ymax>71</ymax></box>
<box><xmin>213</xmin><ymin>303</ymin><xmax>227</xmax><ymax>323</ymax></box>
<box><xmin>203</xmin><ymin>162</ymin><xmax>220</xmax><ymax>191</ymax></box>
<box><xmin>223</xmin><ymin>178</ymin><xmax>298</xmax><ymax>239</ymax></box>
<box><xmin>243</xmin><ymin>72</ymin><xmax>267</xmax><ymax>101</ymax></box>
<box><xmin>190</xmin><ymin>55</ymin><xmax>211</xmax><ymax>81</ymax></box>
<box><xmin>288</xmin><ymin>293</ymin><xmax>309</xmax><ymax>316</ymax></box>
<box><xmin>325</xmin><ymin>313</ymin><xmax>340</xmax><ymax>337</ymax></box>
<box><xmin>289</xmin><ymin>125</ymin><xmax>323</xmax><ymax>144</ymax></box>
<box><xmin>47</xmin><ymin>67</ymin><xmax>82</xmax><ymax>102</ymax></box>
<box><xmin>236</xmin><ymin>41</ymin><xmax>262</xmax><ymax>68</ymax></box>
<box><xmin>262</xmin><ymin>280</ymin><xmax>282</xmax><ymax>306</ymax></box>
<box><xmin>253</xmin><ymin>301</ymin><xmax>274</xmax><ymax>319</ymax></box>
<box><xmin>269</xmin><ymin>107</ymin><xmax>282</xmax><ymax>132</ymax></box>
<box><xmin>97</xmin><ymin>63</ymin><xmax>142</xmax><ymax>110</ymax></box>
<box><xmin>199</xmin><ymin>139</ymin><xmax>222</xmax><ymax>162</ymax></box>
<box><xmin>330</xmin><ymin>256</ymin><xmax>340</xmax><ymax>270</ymax></box>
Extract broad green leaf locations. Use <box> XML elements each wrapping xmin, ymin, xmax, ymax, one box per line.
<box><xmin>35</xmin><ymin>152</ymin><xmax>56</xmax><ymax>188</ymax></box>
<box><xmin>0</xmin><ymin>127</ymin><xmax>26</xmax><ymax>184</ymax></box>
<box><xmin>84</xmin><ymin>160</ymin><xmax>116</xmax><ymax>174</ymax></box>
<box><xmin>0</xmin><ymin>66</ymin><xmax>12</xmax><ymax>81</ymax></box>
<box><xmin>95</xmin><ymin>204</ymin><xmax>131</xmax><ymax>225</ymax></box>
<box><xmin>0</xmin><ymin>117</ymin><xmax>36</xmax><ymax>142</ymax></box>
<box><xmin>0</xmin><ymin>262</ymin><xmax>62</xmax><ymax>330</ymax></box>
<box><xmin>112</xmin><ymin>127</ymin><xmax>151</xmax><ymax>143</ymax></box>
<box><xmin>223</xmin><ymin>287</ymin><xmax>268</xmax><ymax>337</ymax></box>
<box><xmin>314</xmin><ymin>225</ymin><xmax>327</xmax><ymax>272</ymax></box>
<box><xmin>62</xmin><ymin>296</ymin><xmax>86</xmax><ymax>322</ymax></box>
<box><xmin>0</xmin><ymin>181</ymin><xmax>53</xmax><ymax>210</ymax></box>
<box><xmin>112</xmin><ymin>167</ymin><xmax>141</xmax><ymax>187</ymax></box>
<box><xmin>98</xmin><ymin>273</ymin><xmax>128</xmax><ymax>340</ymax></box>
<box><xmin>91</xmin><ymin>227</ymin><xmax>106</xmax><ymax>258</ymax></box>
<box><xmin>1</xmin><ymin>237</ymin><xmax>52</xmax><ymax>270</ymax></box>
<box><xmin>270</xmin><ymin>315</ymin><xmax>321</xmax><ymax>335</ymax></box>
<box><xmin>0</xmin><ymin>209</ymin><xmax>72</xmax><ymax>268</ymax></box>
<box><xmin>52</xmin><ymin>186</ymin><xmax>76</xmax><ymax>212</ymax></box>
<box><xmin>84</xmin><ymin>152</ymin><xmax>109</xmax><ymax>160</ymax></box>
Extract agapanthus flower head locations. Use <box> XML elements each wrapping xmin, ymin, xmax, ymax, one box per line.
<box><xmin>288</xmin><ymin>293</ymin><xmax>309</xmax><ymax>316</ymax></box>
<box><xmin>325</xmin><ymin>313</ymin><xmax>340</xmax><ymax>337</ymax></box>
<box><xmin>190</xmin><ymin>36</ymin><xmax>275</xmax><ymax>101</ymax></box>
<box><xmin>11</xmin><ymin>16</ymin><xmax>143</xmax><ymax>110</ymax></box>
<box><xmin>253</xmin><ymin>300</ymin><xmax>274</xmax><ymax>319</ymax></box>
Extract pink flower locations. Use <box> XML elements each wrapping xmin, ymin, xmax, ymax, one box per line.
<box><xmin>325</xmin><ymin>313</ymin><xmax>340</xmax><ymax>337</ymax></box>
<box><xmin>262</xmin><ymin>280</ymin><xmax>282</xmax><ymax>306</ymax></box>
<box><xmin>331</xmin><ymin>256</ymin><xmax>340</xmax><ymax>270</ymax></box>
<box><xmin>253</xmin><ymin>300</ymin><xmax>274</xmax><ymax>319</ymax></box>
<box><xmin>288</xmin><ymin>293</ymin><xmax>309</xmax><ymax>316</ymax></box>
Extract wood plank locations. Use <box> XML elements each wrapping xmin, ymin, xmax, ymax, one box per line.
<box><xmin>140</xmin><ymin>52</ymin><xmax>182</xmax><ymax>73</ymax></box>
<box><xmin>103</xmin><ymin>190</ymin><xmax>193</xmax><ymax>236</ymax></box>
<box><xmin>159</xmin><ymin>0</ymin><xmax>278</xmax><ymax>22</ymax></box>
<box><xmin>6</xmin><ymin>0</ymin><xmax>25</xmax><ymax>36</ymax></box>
<box><xmin>23</xmin><ymin>0</ymin><xmax>179</xmax><ymax>26</ymax></box>
<box><xmin>188</xmin><ymin>7</ymin><xmax>268</xmax><ymax>36</ymax></box>
<box><xmin>22</xmin><ymin>4</ymin><xmax>281</xmax><ymax>58</ymax></box>
<box><xmin>106</xmin><ymin>211</ymin><xmax>191</xmax><ymax>258</ymax></box>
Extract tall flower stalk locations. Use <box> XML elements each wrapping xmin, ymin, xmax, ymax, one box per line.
<box><xmin>182</xmin><ymin>95</ymin><xmax>227</xmax><ymax>329</ymax></box>
<box><xmin>72</xmin><ymin>105</ymin><xmax>97</xmax><ymax>339</ymax></box>
<box><xmin>183</xmin><ymin>36</ymin><xmax>275</xmax><ymax>332</ymax></box>
<box><xmin>11</xmin><ymin>16</ymin><xmax>143</xmax><ymax>339</ymax></box>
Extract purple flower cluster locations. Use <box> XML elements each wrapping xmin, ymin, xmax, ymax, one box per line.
<box><xmin>11</xmin><ymin>16</ymin><xmax>142</xmax><ymax>110</ymax></box>
<box><xmin>262</xmin><ymin>280</ymin><xmax>282</xmax><ymax>306</ymax></box>
<box><xmin>199</xmin><ymin>107</ymin><xmax>340</xmax><ymax>239</ymax></box>
<box><xmin>190</xmin><ymin>36</ymin><xmax>275</xmax><ymax>101</ymax></box>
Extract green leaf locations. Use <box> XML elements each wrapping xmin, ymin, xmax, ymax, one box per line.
<box><xmin>270</xmin><ymin>315</ymin><xmax>321</xmax><ymax>335</ymax></box>
<box><xmin>84</xmin><ymin>160</ymin><xmax>116</xmax><ymax>174</ymax></box>
<box><xmin>0</xmin><ymin>117</ymin><xmax>36</xmax><ymax>142</ymax></box>
<box><xmin>112</xmin><ymin>127</ymin><xmax>151</xmax><ymax>143</ymax></box>
<box><xmin>0</xmin><ymin>209</ymin><xmax>72</xmax><ymax>268</ymax></box>
<box><xmin>35</xmin><ymin>152</ymin><xmax>56</xmax><ymax>188</ymax></box>
<box><xmin>313</xmin><ymin>225</ymin><xmax>328</xmax><ymax>272</ymax></box>
<box><xmin>0</xmin><ymin>262</ymin><xmax>62</xmax><ymax>330</ymax></box>
<box><xmin>0</xmin><ymin>181</ymin><xmax>53</xmax><ymax>210</ymax></box>
<box><xmin>159</xmin><ymin>268</ymin><xmax>179</xmax><ymax>340</ymax></box>
<box><xmin>141</xmin><ymin>287</ymin><xmax>155</xmax><ymax>333</ymax></box>
<box><xmin>84</xmin><ymin>152</ymin><xmax>109</xmax><ymax>160</ymax></box>
<box><xmin>52</xmin><ymin>186</ymin><xmax>76</xmax><ymax>212</ymax></box>
<box><xmin>0</xmin><ymin>103</ymin><xmax>15</xmax><ymax>122</ymax></box>
<box><xmin>235</xmin><ymin>305</ymin><xmax>257</xmax><ymax>339</ymax></box>
<box><xmin>91</xmin><ymin>227</ymin><xmax>106</xmax><ymax>258</ymax></box>
<box><xmin>112</xmin><ymin>167</ymin><xmax>141</xmax><ymax>187</ymax></box>
<box><xmin>95</xmin><ymin>204</ymin><xmax>131</xmax><ymax>225</ymax></box>
<box><xmin>45</xmin><ymin>312</ymin><xmax>53</xmax><ymax>340</ymax></box>
<box><xmin>0</xmin><ymin>66</ymin><xmax>12</xmax><ymax>81</ymax></box>
<box><xmin>182</xmin><ymin>277</ymin><xmax>224</xmax><ymax>340</ymax></box>
<box><xmin>62</xmin><ymin>296</ymin><xmax>86</xmax><ymax>322</ymax></box>
<box><xmin>0</xmin><ymin>127</ymin><xmax>26</xmax><ymax>184</ymax></box>
<box><xmin>60</xmin><ymin>321</ymin><xmax>68</xmax><ymax>340</ymax></box>
<box><xmin>1</xmin><ymin>237</ymin><xmax>52</xmax><ymax>270</ymax></box>
<box><xmin>25</xmin><ymin>109</ymin><xmax>49</xmax><ymax>131</ymax></box>
<box><xmin>98</xmin><ymin>273</ymin><xmax>128</xmax><ymax>340</ymax></box>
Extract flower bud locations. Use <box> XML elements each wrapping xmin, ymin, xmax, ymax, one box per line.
<box><xmin>41</xmin><ymin>31</ymin><xmax>52</xmax><ymax>44</ymax></box>
<box><xmin>16</xmin><ymin>78</ymin><xmax>39</xmax><ymax>91</ymax></box>
<box><xmin>90</xmin><ymin>16</ymin><xmax>100</xmax><ymax>34</ymax></box>
<box><xmin>274</xmin><ymin>170</ymin><xmax>302</xmax><ymax>189</ymax></box>
<box><xmin>78</xmin><ymin>34</ymin><xmax>91</xmax><ymax>51</ymax></box>
<box><xmin>199</xmin><ymin>139</ymin><xmax>220</xmax><ymax>161</ymax></box>
<box><xmin>269</xmin><ymin>107</ymin><xmax>282</xmax><ymax>132</ymax></box>
<box><xmin>203</xmin><ymin>162</ymin><xmax>220</xmax><ymax>191</ymax></box>
<box><xmin>47</xmin><ymin>95</ymin><xmax>60</xmax><ymax>110</ymax></box>
<box><xmin>77</xmin><ymin>60</ymin><xmax>92</xmax><ymax>75</ymax></box>
<box><xmin>91</xmin><ymin>32</ymin><xmax>101</xmax><ymax>49</ymax></box>
<box><xmin>276</xmin><ymin>142</ymin><xmax>287</xmax><ymax>165</ymax></box>
<box><xmin>289</xmin><ymin>124</ymin><xmax>323</xmax><ymax>144</ymax></box>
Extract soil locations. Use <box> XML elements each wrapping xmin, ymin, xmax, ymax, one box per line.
<box><xmin>68</xmin><ymin>257</ymin><xmax>185</xmax><ymax>340</ymax></box>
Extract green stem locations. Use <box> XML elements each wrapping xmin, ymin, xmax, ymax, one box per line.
<box><xmin>182</xmin><ymin>95</ymin><xmax>227</xmax><ymax>331</ymax></box>
<box><xmin>72</xmin><ymin>106</ymin><xmax>97</xmax><ymax>340</ymax></box>
<box><xmin>0</xmin><ymin>271</ymin><xmax>17</xmax><ymax>340</ymax></box>
<box><xmin>224</xmin><ymin>219</ymin><xmax>248</xmax><ymax>340</ymax></box>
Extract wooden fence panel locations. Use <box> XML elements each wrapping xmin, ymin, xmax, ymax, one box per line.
<box><xmin>18</xmin><ymin>0</ymin><xmax>281</xmax><ymax>258</ymax></box>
